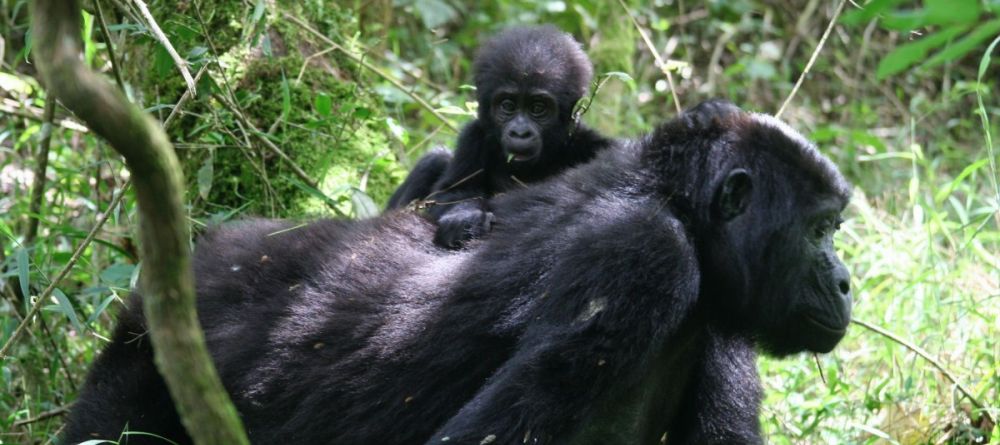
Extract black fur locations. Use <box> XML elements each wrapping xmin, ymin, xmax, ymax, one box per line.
<box><xmin>386</xmin><ymin>26</ymin><xmax>618</xmax><ymax>248</ymax></box>
<box><xmin>63</xmin><ymin>105</ymin><xmax>852</xmax><ymax>445</ymax></box>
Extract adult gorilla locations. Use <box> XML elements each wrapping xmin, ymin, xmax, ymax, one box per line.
<box><xmin>64</xmin><ymin>104</ymin><xmax>852</xmax><ymax>444</ymax></box>
<box><xmin>386</xmin><ymin>26</ymin><xmax>618</xmax><ymax>248</ymax></box>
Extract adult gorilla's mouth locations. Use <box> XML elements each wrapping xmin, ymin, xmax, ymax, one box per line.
<box><xmin>804</xmin><ymin>314</ymin><xmax>847</xmax><ymax>336</ymax></box>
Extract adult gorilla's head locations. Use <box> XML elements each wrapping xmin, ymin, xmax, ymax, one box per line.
<box><xmin>644</xmin><ymin>100</ymin><xmax>854</xmax><ymax>356</ymax></box>
<box><xmin>472</xmin><ymin>25</ymin><xmax>592</xmax><ymax>165</ymax></box>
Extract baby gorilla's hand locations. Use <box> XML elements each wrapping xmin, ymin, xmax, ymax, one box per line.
<box><xmin>434</xmin><ymin>207</ymin><xmax>494</xmax><ymax>249</ymax></box>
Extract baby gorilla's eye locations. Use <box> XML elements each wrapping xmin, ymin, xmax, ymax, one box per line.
<box><xmin>499</xmin><ymin>99</ymin><xmax>516</xmax><ymax>113</ymax></box>
<box><xmin>530</xmin><ymin>101</ymin><xmax>548</xmax><ymax>117</ymax></box>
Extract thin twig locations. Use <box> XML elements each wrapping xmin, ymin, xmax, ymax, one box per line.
<box><xmin>616</xmin><ymin>0</ymin><xmax>683</xmax><ymax>115</ymax></box>
<box><xmin>23</xmin><ymin>97</ymin><xmax>56</xmax><ymax>246</ymax></box>
<box><xmin>0</xmin><ymin>183</ymin><xmax>129</xmax><ymax>360</ymax></box>
<box><xmin>852</xmin><ymin>319</ymin><xmax>996</xmax><ymax>424</ymax></box>
<box><xmin>283</xmin><ymin>12</ymin><xmax>458</xmax><ymax>132</ymax></box>
<box><xmin>12</xmin><ymin>404</ymin><xmax>71</xmax><ymax>428</ymax></box>
<box><xmin>94</xmin><ymin>0</ymin><xmax>126</xmax><ymax>92</ymax></box>
<box><xmin>131</xmin><ymin>0</ymin><xmax>196</xmax><ymax>95</ymax></box>
<box><xmin>775</xmin><ymin>0</ymin><xmax>848</xmax><ymax>118</ymax></box>
<box><xmin>0</xmin><ymin>100</ymin><xmax>89</xmax><ymax>132</ymax></box>
<box><xmin>162</xmin><ymin>65</ymin><xmax>207</xmax><ymax>129</ymax></box>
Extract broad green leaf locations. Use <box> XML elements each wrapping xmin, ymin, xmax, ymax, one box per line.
<box><xmin>315</xmin><ymin>93</ymin><xmax>332</xmax><ymax>117</ymax></box>
<box><xmin>601</xmin><ymin>71</ymin><xmax>637</xmax><ymax>91</ymax></box>
<box><xmin>413</xmin><ymin>0</ymin><xmax>458</xmax><ymax>29</ymax></box>
<box><xmin>934</xmin><ymin>159</ymin><xmax>988</xmax><ymax>203</ymax></box>
<box><xmin>924</xmin><ymin>19</ymin><xmax>1000</xmax><ymax>69</ymax></box>
<box><xmin>877</xmin><ymin>24</ymin><xmax>969</xmax><ymax>79</ymax></box>
<box><xmin>86</xmin><ymin>295</ymin><xmax>117</xmax><ymax>327</ymax></box>
<box><xmin>926</xmin><ymin>0</ymin><xmax>980</xmax><ymax>25</ymax></box>
<box><xmin>51</xmin><ymin>288</ymin><xmax>84</xmax><ymax>333</ymax></box>
<box><xmin>197</xmin><ymin>155</ymin><xmax>214</xmax><ymax>200</ymax></box>
<box><xmin>16</xmin><ymin>248</ymin><xmax>29</xmax><ymax>301</ymax></box>
<box><xmin>841</xmin><ymin>0</ymin><xmax>907</xmax><ymax>25</ymax></box>
<box><xmin>100</xmin><ymin>263</ymin><xmax>137</xmax><ymax>288</ymax></box>
<box><xmin>252</xmin><ymin>0</ymin><xmax>267</xmax><ymax>24</ymax></box>
<box><xmin>350</xmin><ymin>188</ymin><xmax>379</xmax><ymax>219</ymax></box>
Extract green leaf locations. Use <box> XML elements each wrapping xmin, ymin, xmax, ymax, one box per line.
<box><xmin>100</xmin><ymin>263</ymin><xmax>137</xmax><ymax>288</ymax></box>
<box><xmin>925</xmin><ymin>0</ymin><xmax>980</xmax><ymax>25</ymax></box>
<box><xmin>51</xmin><ymin>288</ymin><xmax>84</xmax><ymax>333</ymax></box>
<box><xmin>350</xmin><ymin>188</ymin><xmax>379</xmax><ymax>219</ymax></box>
<box><xmin>979</xmin><ymin>35</ymin><xmax>1000</xmax><ymax>80</ymax></box>
<box><xmin>252</xmin><ymin>0</ymin><xmax>267</xmax><ymax>24</ymax></box>
<box><xmin>81</xmin><ymin>10</ymin><xmax>96</xmax><ymax>66</ymax></box>
<box><xmin>197</xmin><ymin>155</ymin><xmax>214</xmax><ymax>200</ymax></box>
<box><xmin>841</xmin><ymin>0</ymin><xmax>907</xmax><ymax>25</ymax></box>
<box><xmin>287</xmin><ymin>177</ymin><xmax>346</xmax><ymax>217</ymax></box>
<box><xmin>877</xmin><ymin>24</ymin><xmax>969</xmax><ymax>79</ymax></box>
<box><xmin>16</xmin><ymin>248</ymin><xmax>29</xmax><ymax>301</ymax></box>
<box><xmin>601</xmin><ymin>71</ymin><xmax>637</xmax><ymax>91</ymax></box>
<box><xmin>281</xmin><ymin>72</ymin><xmax>291</xmax><ymax>119</ymax></box>
<box><xmin>413</xmin><ymin>0</ymin><xmax>458</xmax><ymax>29</ymax></box>
<box><xmin>315</xmin><ymin>93</ymin><xmax>332</xmax><ymax>117</ymax></box>
<box><xmin>86</xmin><ymin>295</ymin><xmax>117</xmax><ymax>327</ymax></box>
<box><xmin>934</xmin><ymin>159</ymin><xmax>988</xmax><ymax>203</ymax></box>
<box><xmin>923</xmin><ymin>19</ymin><xmax>1000</xmax><ymax>69</ymax></box>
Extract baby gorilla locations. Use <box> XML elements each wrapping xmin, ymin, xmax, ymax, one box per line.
<box><xmin>386</xmin><ymin>25</ymin><xmax>618</xmax><ymax>248</ymax></box>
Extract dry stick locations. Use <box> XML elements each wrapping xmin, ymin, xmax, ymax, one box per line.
<box><xmin>0</xmin><ymin>184</ymin><xmax>127</xmax><ymax>360</ymax></box>
<box><xmin>775</xmin><ymin>0</ymin><xmax>848</xmax><ymax>118</ymax></box>
<box><xmin>616</xmin><ymin>0</ymin><xmax>683</xmax><ymax>115</ymax></box>
<box><xmin>29</xmin><ymin>2</ymin><xmax>249</xmax><ymax>443</ymax></box>
<box><xmin>282</xmin><ymin>12</ymin><xmax>458</xmax><ymax>133</ymax></box>
<box><xmin>12</xmin><ymin>404</ymin><xmax>71</xmax><ymax>428</ymax></box>
<box><xmin>132</xmin><ymin>0</ymin><xmax>196</xmax><ymax>96</ymax></box>
<box><xmin>94</xmin><ymin>0</ymin><xmax>126</xmax><ymax>92</ymax></box>
<box><xmin>852</xmin><ymin>319</ymin><xmax>996</xmax><ymax>424</ymax></box>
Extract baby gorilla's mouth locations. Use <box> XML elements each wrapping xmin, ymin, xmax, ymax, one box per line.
<box><xmin>507</xmin><ymin>153</ymin><xmax>534</xmax><ymax>163</ymax></box>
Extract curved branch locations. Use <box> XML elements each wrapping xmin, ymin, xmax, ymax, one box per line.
<box><xmin>29</xmin><ymin>1</ymin><xmax>249</xmax><ymax>444</ymax></box>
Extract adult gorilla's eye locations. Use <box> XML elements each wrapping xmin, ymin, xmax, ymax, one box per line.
<box><xmin>813</xmin><ymin>216</ymin><xmax>840</xmax><ymax>239</ymax></box>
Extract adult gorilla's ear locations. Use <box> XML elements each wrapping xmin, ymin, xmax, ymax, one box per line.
<box><xmin>714</xmin><ymin>168</ymin><xmax>753</xmax><ymax>221</ymax></box>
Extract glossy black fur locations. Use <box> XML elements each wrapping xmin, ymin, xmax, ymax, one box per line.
<box><xmin>386</xmin><ymin>26</ymin><xmax>618</xmax><ymax>248</ymax></box>
<box><xmin>63</xmin><ymin>106</ymin><xmax>852</xmax><ymax>445</ymax></box>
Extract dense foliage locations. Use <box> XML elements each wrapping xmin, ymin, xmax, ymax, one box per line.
<box><xmin>0</xmin><ymin>0</ymin><xmax>997</xmax><ymax>443</ymax></box>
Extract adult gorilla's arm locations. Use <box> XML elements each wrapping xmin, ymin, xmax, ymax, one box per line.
<box><xmin>425</xmin><ymin>212</ymin><xmax>700</xmax><ymax>444</ymax></box>
<box><xmin>667</xmin><ymin>326</ymin><xmax>763</xmax><ymax>444</ymax></box>
<box><xmin>426</xmin><ymin>121</ymin><xmax>496</xmax><ymax>247</ymax></box>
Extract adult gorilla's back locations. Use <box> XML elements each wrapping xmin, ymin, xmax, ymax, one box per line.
<box><xmin>64</xmin><ymin>105</ymin><xmax>853</xmax><ymax>445</ymax></box>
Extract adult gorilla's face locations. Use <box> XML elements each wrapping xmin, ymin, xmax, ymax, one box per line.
<box><xmin>757</xmin><ymin>195</ymin><xmax>853</xmax><ymax>355</ymax></box>
<box><xmin>490</xmin><ymin>87</ymin><xmax>560</xmax><ymax>164</ymax></box>
<box><xmin>698</xmin><ymin>115</ymin><xmax>853</xmax><ymax>357</ymax></box>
